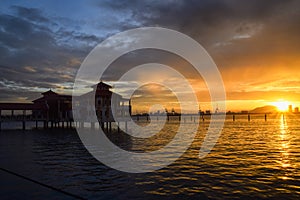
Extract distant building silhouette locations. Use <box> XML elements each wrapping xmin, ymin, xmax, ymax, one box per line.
<box><xmin>289</xmin><ymin>105</ymin><xmax>293</xmax><ymax>112</ymax></box>
<box><xmin>205</xmin><ymin>110</ymin><xmax>211</xmax><ymax>115</ymax></box>
<box><xmin>295</xmin><ymin>107</ymin><xmax>299</xmax><ymax>113</ymax></box>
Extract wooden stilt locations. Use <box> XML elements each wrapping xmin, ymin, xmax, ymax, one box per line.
<box><xmin>22</xmin><ymin>110</ymin><xmax>26</xmax><ymax>130</ymax></box>
<box><xmin>265</xmin><ymin>114</ymin><xmax>267</xmax><ymax>121</ymax></box>
<box><xmin>106</xmin><ymin>122</ymin><xmax>109</xmax><ymax>133</ymax></box>
<box><xmin>0</xmin><ymin>110</ymin><xmax>1</xmax><ymax>131</ymax></box>
<box><xmin>22</xmin><ymin>121</ymin><xmax>26</xmax><ymax>130</ymax></box>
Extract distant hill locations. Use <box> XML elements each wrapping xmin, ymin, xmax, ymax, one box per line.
<box><xmin>250</xmin><ymin>105</ymin><xmax>278</xmax><ymax>113</ymax></box>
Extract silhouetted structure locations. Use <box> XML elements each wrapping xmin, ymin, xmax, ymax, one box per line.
<box><xmin>74</xmin><ymin>81</ymin><xmax>131</xmax><ymax>122</ymax></box>
<box><xmin>0</xmin><ymin>90</ymin><xmax>72</xmax><ymax>121</ymax></box>
<box><xmin>32</xmin><ymin>90</ymin><xmax>72</xmax><ymax>121</ymax></box>
<box><xmin>0</xmin><ymin>81</ymin><xmax>131</xmax><ymax>130</ymax></box>
<box><xmin>289</xmin><ymin>105</ymin><xmax>293</xmax><ymax>112</ymax></box>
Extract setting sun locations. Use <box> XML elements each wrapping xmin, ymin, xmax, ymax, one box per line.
<box><xmin>272</xmin><ymin>101</ymin><xmax>290</xmax><ymax>112</ymax></box>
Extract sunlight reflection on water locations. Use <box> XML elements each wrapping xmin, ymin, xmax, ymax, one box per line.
<box><xmin>0</xmin><ymin>114</ymin><xmax>300</xmax><ymax>199</ymax></box>
<box><xmin>279</xmin><ymin>115</ymin><xmax>291</xmax><ymax>169</ymax></box>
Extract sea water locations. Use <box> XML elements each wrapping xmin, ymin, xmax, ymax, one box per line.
<box><xmin>0</xmin><ymin>114</ymin><xmax>299</xmax><ymax>199</ymax></box>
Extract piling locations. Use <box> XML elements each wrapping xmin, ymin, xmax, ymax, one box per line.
<box><xmin>106</xmin><ymin>122</ymin><xmax>109</xmax><ymax>133</ymax></box>
<box><xmin>248</xmin><ymin>114</ymin><xmax>250</xmax><ymax>122</ymax></box>
<box><xmin>101</xmin><ymin>122</ymin><xmax>104</xmax><ymax>130</ymax></box>
<box><xmin>265</xmin><ymin>114</ymin><xmax>267</xmax><ymax>121</ymax></box>
<box><xmin>22</xmin><ymin>110</ymin><xmax>26</xmax><ymax>130</ymax></box>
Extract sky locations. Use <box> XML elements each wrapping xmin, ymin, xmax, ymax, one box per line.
<box><xmin>0</xmin><ymin>0</ymin><xmax>300</xmax><ymax>112</ymax></box>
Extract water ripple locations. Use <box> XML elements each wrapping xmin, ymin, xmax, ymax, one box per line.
<box><xmin>0</xmin><ymin>114</ymin><xmax>300</xmax><ymax>199</ymax></box>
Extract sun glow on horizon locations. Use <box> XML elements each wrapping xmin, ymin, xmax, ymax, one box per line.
<box><xmin>271</xmin><ymin>100</ymin><xmax>290</xmax><ymax>112</ymax></box>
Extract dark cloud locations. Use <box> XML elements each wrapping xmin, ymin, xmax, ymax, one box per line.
<box><xmin>11</xmin><ymin>5</ymin><xmax>50</xmax><ymax>23</ymax></box>
<box><xmin>0</xmin><ymin>5</ymin><xmax>103</xmax><ymax>101</ymax></box>
<box><xmin>95</xmin><ymin>0</ymin><xmax>300</xmax><ymax>78</ymax></box>
<box><xmin>96</xmin><ymin>0</ymin><xmax>300</xmax><ymax>110</ymax></box>
<box><xmin>0</xmin><ymin>1</ymin><xmax>299</xmax><ymax>106</ymax></box>
<box><xmin>112</xmin><ymin>1</ymin><xmax>298</xmax><ymax>48</ymax></box>
<box><xmin>98</xmin><ymin>0</ymin><xmax>297</xmax><ymax>35</ymax></box>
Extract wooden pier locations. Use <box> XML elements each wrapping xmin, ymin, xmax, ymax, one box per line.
<box><xmin>0</xmin><ymin>111</ymin><xmax>286</xmax><ymax>132</ymax></box>
<box><xmin>0</xmin><ymin>103</ymin><xmax>48</xmax><ymax>130</ymax></box>
<box><xmin>0</xmin><ymin>81</ymin><xmax>131</xmax><ymax>132</ymax></box>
